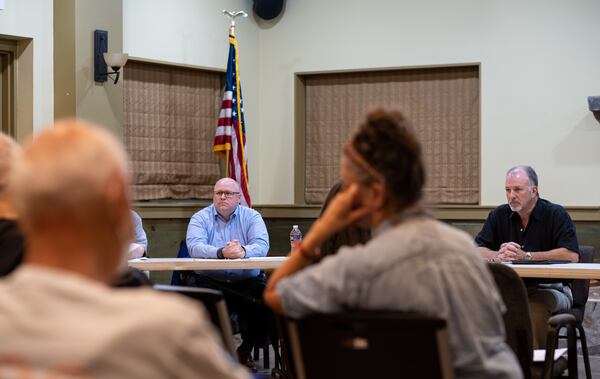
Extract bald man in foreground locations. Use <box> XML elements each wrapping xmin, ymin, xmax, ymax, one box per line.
<box><xmin>0</xmin><ymin>120</ymin><xmax>249</xmax><ymax>379</ymax></box>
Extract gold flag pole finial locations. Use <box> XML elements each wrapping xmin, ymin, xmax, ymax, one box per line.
<box><xmin>222</xmin><ymin>10</ymin><xmax>248</xmax><ymax>35</ymax></box>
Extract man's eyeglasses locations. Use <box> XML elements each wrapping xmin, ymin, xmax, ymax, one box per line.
<box><xmin>214</xmin><ymin>191</ymin><xmax>240</xmax><ymax>199</ymax></box>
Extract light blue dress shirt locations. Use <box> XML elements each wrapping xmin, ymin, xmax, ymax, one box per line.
<box><xmin>186</xmin><ymin>204</ymin><xmax>270</xmax><ymax>282</ymax></box>
<box><xmin>131</xmin><ymin>210</ymin><xmax>148</xmax><ymax>253</ymax></box>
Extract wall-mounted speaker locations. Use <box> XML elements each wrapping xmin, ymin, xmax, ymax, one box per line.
<box><xmin>588</xmin><ymin>96</ymin><xmax>600</xmax><ymax>124</ymax></box>
<box><xmin>253</xmin><ymin>0</ymin><xmax>284</xmax><ymax>20</ymax></box>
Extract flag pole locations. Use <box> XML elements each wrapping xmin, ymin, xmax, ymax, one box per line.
<box><xmin>225</xmin><ymin>144</ymin><xmax>230</xmax><ymax>178</ymax></box>
<box><xmin>222</xmin><ymin>10</ymin><xmax>247</xmax><ymax>178</ymax></box>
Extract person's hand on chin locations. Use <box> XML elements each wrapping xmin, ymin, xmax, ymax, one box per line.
<box><xmin>321</xmin><ymin>183</ymin><xmax>372</xmax><ymax>232</ymax></box>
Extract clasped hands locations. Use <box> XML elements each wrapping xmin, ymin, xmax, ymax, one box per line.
<box><xmin>493</xmin><ymin>242</ymin><xmax>527</xmax><ymax>262</ymax></box>
<box><xmin>222</xmin><ymin>240</ymin><xmax>246</xmax><ymax>259</ymax></box>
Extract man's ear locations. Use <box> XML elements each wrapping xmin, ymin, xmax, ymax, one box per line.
<box><xmin>103</xmin><ymin>172</ymin><xmax>133</xmax><ymax>241</ymax></box>
<box><xmin>104</xmin><ymin>171</ymin><xmax>126</xmax><ymax>205</ymax></box>
<box><xmin>531</xmin><ymin>186</ymin><xmax>538</xmax><ymax>196</ymax></box>
<box><xmin>369</xmin><ymin>182</ymin><xmax>387</xmax><ymax>210</ymax></box>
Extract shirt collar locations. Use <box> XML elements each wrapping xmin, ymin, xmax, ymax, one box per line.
<box><xmin>373</xmin><ymin>219</ymin><xmax>393</xmax><ymax>237</ymax></box>
<box><xmin>508</xmin><ymin>197</ymin><xmax>542</xmax><ymax>222</ymax></box>
<box><xmin>213</xmin><ymin>204</ymin><xmax>239</xmax><ymax>222</ymax></box>
<box><xmin>373</xmin><ymin>205</ymin><xmax>427</xmax><ymax>237</ymax></box>
<box><xmin>529</xmin><ymin>197</ymin><xmax>542</xmax><ymax>221</ymax></box>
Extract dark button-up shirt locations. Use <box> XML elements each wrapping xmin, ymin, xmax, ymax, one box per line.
<box><xmin>475</xmin><ymin>198</ymin><xmax>578</xmax><ymax>255</ymax></box>
<box><xmin>475</xmin><ymin>198</ymin><xmax>578</xmax><ymax>285</ymax></box>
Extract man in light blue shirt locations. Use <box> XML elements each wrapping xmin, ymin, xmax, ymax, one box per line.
<box><xmin>129</xmin><ymin>210</ymin><xmax>147</xmax><ymax>258</ymax></box>
<box><xmin>186</xmin><ymin>178</ymin><xmax>270</xmax><ymax>371</ymax></box>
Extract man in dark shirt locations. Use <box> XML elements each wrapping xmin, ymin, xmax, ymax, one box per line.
<box><xmin>475</xmin><ymin>165</ymin><xmax>579</xmax><ymax>348</ymax></box>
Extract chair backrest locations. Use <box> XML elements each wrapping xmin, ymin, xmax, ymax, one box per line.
<box><xmin>284</xmin><ymin>311</ymin><xmax>453</xmax><ymax>379</ymax></box>
<box><xmin>170</xmin><ymin>240</ymin><xmax>190</xmax><ymax>286</ymax></box>
<box><xmin>488</xmin><ymin>263</ymin><xmax>532</xmax><ymax>379</ymax></box>
<box><xmin>153</xmin><ymin>284</ymin><xmax>236</xmax><ymax>357</ymax></box>
<box><xmin>572</xmin><ymin>245</ymin><xmax>595</xmax><ymax>312</ymax></box>
<box><xmin>113</xmin><ymin>267</ymin><xmax>152</xmax><ymax>288</ymax></box>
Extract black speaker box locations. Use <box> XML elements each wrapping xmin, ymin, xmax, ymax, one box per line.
<box><xmin>588</xmin><ymin>96</ymin><xmax>600</xmax><ymax>112</ymax></box>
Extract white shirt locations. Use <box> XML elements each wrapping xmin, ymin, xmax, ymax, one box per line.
<box><xmin>0</xmin><ymin>265</ymin><xmax>250</xmax><ymax>379</ymax></box>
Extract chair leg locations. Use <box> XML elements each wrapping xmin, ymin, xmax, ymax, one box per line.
<box><xmin>252</xmin><ymin>341</ymin><xmax>271</xmax><ymax>370</ymax></box>
<box><xmin>273</xmin><ymin>337</ymin><xmax>282</xmax><ymax>368</ymax></box>
<box><xmin>264</xmin><ymin>342</ymin><xmax>270</xmax><ymax>369</ymax></box>
<box><xmin>576</xmin><ymin>324</ymin><xmax>592</xmax><ymax>379</ymax></box>
<box><xmin>566</xmin><ymin>324</ymin><xmax>578</xmax><ymax>379</ymax></box>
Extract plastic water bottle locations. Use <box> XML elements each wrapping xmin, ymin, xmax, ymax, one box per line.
<box><xmin>290</xmin><ymin>225</ymin><xmax>302</xmax><ymax>249</ymax></box>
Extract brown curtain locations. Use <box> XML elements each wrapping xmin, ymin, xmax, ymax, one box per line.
<box><xmin>123</xmin><ymin>61</ymin><xmax>223</xmax><ymax>200</ymax></box>
<box><xmin>304</xmin><ymin>65</ymin><xmax>480</xmax><ymax>204</ymax></box>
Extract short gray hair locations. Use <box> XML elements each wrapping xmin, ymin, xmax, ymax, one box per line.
<box><xmin>506</xmin><ymin>165</ymin><xmax>538</xmax><ymax>187</ymax></box>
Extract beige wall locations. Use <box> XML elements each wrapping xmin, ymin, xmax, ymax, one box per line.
<box><xmin>256</xmin><ymin>0</ymin><xmax>600</xmax><ymax>206</ymax></box>
<box><xmin>3</xmin><ymin>1</ymin><xmax>600</xmax><ymax>206</ymax></box>
<box><xmin>53</xmin><ymin>0</ymin><xmax>76</xmax><ymax>119</ymax></box>
<box><xmin>124</xmin><ymin>1</ymin><xmax>600</xmax><ymax>206</ymax></box>
<box><xmin>4</xmin><ymin>2</ymin><xmax>599</xmax><ymax>206</ymax></box>
<box><xmin>53</xmin><ymin>0</ymin><xmax>123</xmax><ymax>134</ymax></box>
<box><xmin>1</xmin><ymin>0</ymin><xmax>123</xmax><ymax>136</ymax></box>
<box><xmin>0</xmin><ymin>0</ymin><xmax>53</xmax><ymax>134</ymax></box>
<box><xmin>74</xmin><ymin>0</ymin><xmax>123</xmax><ymax>135</ymax></box>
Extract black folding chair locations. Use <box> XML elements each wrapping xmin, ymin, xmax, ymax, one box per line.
<box><xmin>170</xmin><ymin>240</ymin><xmax>190</xmax><ymax>286</ymax></box>
<box><xmin>281</xmin><ymin>311</ymin><xmax>453</xmax><ymax>379</ymax></box>
<box><xmin>553</xmin><ymin>245</ymin><xmax>594</xmax><ymax>379</ymax></box>
<box><xmin>113</xmin><ymin>267</ymin><xmax>152</xmax><ymax>288</ymax></box>
<box><xmin>488</xmin><ymin>263</ymin><xmax>581</xmax><ymax>379</ymax></box>
<box><xmin>154</xmin><ymin>284</ymin><xmax>237</xmax><ymax>357</ymax></box>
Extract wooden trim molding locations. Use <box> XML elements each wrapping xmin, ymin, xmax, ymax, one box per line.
<box><xmin>128</xmin><ymin>56</ymin><xmax>226</xmax><ymax>73</ymax></box>
<box><xmin>134</xmin><ymin>202</ymin><xmax>600</xmax><ymax>222</ymax></box>
<box><xmin>134</xmin><ymin>200</ymin><xmax>210</xmax><ymax>219</ymax></box>
<box><xmin>293</xmin><ymin>74</ymin><xmax>306</xmax><ymax>204</ymax></box>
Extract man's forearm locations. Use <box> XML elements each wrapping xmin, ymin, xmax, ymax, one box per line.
<box><xmin>529</xmin><ymin>248</ymin><xmax>578</xmax><ymax>262</ymax></box>
<box><xmin>300</xmin><ymin>218</ymin><xmax>339</xmax><ymax>255</ymax></box>
<box><xmin>264</xmin><ymin>249</ymin><xmax>311</xmax><ymax>314</ymax></box>
<box><xmin>478</xmin><ymin>246</ymin><xmax>497</xmax><ymax>260</ymax></box>
<box><xmin>188</xmin><ymin>242</ymin><xmax>219</xmax><ymax>258</ymax></box>
<box><xmin>241</xmin><ymin>242</ymin><xmax>269</xmax><ymax>257</ymax></box>
<box><xmin>267</xmin><ymin>218</ymin><xmax>332</xmax><ymax>287</ymax></box>
<box><xmin>264</xmin><ymin>217</ymin><xmax>339</xmax><ymax>314</ymax></box>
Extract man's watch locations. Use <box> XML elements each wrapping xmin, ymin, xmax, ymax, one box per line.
<box><xmin>525</xmin><ymin>251</ymin><xmax>532</xmax><ymax>260</ymax></box>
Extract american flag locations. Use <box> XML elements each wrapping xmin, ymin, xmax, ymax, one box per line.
<box><xmin>213</xmin><ymin>32</ymin><xmax>251</xmax><ymax>207</ymax></box>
